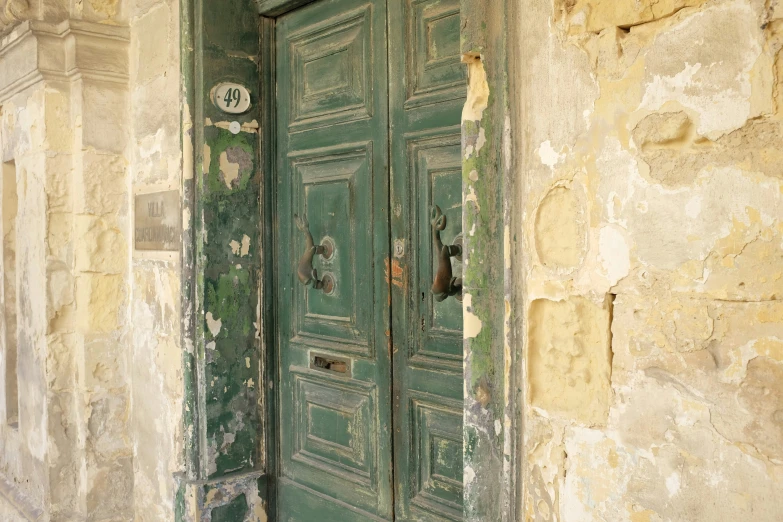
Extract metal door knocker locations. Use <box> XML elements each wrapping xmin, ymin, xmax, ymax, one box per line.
<box><xmin>295</xmin><ymin>213</ymin><xmax>335</xmax><ymax>294</ymax></box>
<box><xmin>430</xmin><ymin>205</ymin><xmax>463</xmax><ymax>302</ymax></box>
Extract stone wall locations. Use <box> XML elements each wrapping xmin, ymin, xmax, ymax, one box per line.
<box><xmin>0</xmin><ymin>16</ymin><xmax>134</xmax><ymax>519</ymax></box>
<box><xmin>517</xmin><ymin>0</ymin><xmax>783</xmax><ymax>520</ymax></box>
<box><xmin>129</xmin><ymin>0</ymin><xmax>183</xmax><ymax>520</ymax></box>
<box><xmin>0</xmin><ymin>0</ymin><xmax>183</xmax><ymax>519</ymax></box>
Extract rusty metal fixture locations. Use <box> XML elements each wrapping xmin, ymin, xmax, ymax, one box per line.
<box><xmin>294</xmin><ymin>213</ymin><xmax>335</xmax><ymax>294</ymax></box>
<box><xmin>430</xmin><ymin>205</ymin><xmax>462</xmax><ymax>302</ymax></box>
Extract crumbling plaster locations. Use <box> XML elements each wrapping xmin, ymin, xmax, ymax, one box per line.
<box><xmin>130</xmin><ymin>0</ymin><xmax>183</xmax><ymax>520</ymax></box>
<box><xmin>518</xmin><ymin>0</ymin><xmax>783</xmax><ymax>520</ymax></box>
<box><xmin>0</xmin><ymin>17</ymin><xmax>135</xmax><ymax>519</ymax></box>
<box><xmin>0</xmin><ymin>0</ymin><xmax>184</xmax><ymax>518</ymax></box>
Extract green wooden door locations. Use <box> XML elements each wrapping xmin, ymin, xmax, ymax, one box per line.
<box><xmin>388</xmin><ymin>0</ymin><xmax>466</xmax><ymax>520</ymax></box>
<box><xmin>274</xmin><ymin>0</ymin><xmax>465</xmax><ymax>520</ymax></box>
<box><xmin>275</xmin><ymin>0</ymin><xmax>394</xmax><ymax>519</ymax></box>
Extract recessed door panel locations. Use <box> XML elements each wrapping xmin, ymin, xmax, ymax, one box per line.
<box><xmin>410</xmin><ymin>393</ymin><xmax>463</xmax><ymax>521</ymax></box>
<box><xmin>291</xmin><ymin>145</ymin><xmax>374</xmax><ymax>355</ymax></box>
<box><xmin>290</xmin><ymin>368</ymin><xmax>377</xmax><ymax>487</ymax></box>
<box><xmin>408</xmin><ymin>131</ymin><xmax>463</xmax><ymax>368</ymax></box>
<box><xmin>288</xmin><ymin>4</ymin><xmax>374</xmax><ymax>131</ymax></box>
<box><xmin>405</xmin><ymin>0</ymin><xmax>466</xmax><ymax>108</ymax></box>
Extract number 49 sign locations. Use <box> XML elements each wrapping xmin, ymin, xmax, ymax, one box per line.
<box><xmin>211</xmin><ymin>83</ymin><xmax>252</xmax><ymax>114</ymax></box>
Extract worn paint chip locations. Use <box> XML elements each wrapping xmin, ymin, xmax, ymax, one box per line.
<box><xmin>462</xmin><ymin>55</ymin><xmax>489</xmax><ymax>122</ymax></box>
<box><xmin>463</xmin><ymin>293</ymin><xmax>483</xmax><ymax>339</ymax></box>
<box><xmin>219</xmin><ymin>151</ymin><xmax>239</xmax><ymax>189</ymax></box>
<box><xmin>206</xmin><ymin>312</ymin><xmax>222</xmax><ymax>338</ymax></box>
<box><xmin>203</xmin><ymin>143</ymin><xmax>211</xmax><ymax>174</ymax></box>
<box><xmin>241</xmin><ymin>234</ymin><xmax>251</xmax><ymax>256</ymax></box>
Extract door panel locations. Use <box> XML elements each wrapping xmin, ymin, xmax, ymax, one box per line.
<box><xmin>389</xmin><ymin>0</ymin><xmax>466</xmax><ymax>521</ymax></box>
<box><xmin>276</xmin><ymin>0</ymin><xmax>392</xmax><ymax>520</ymax></box>
<box><xmin>291</xmin><ymin>144</ymin><xmax>374</xmax><ymax>355</ymax></box>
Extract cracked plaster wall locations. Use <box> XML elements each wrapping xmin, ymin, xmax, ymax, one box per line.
<box><xmin>0</xmin><ymin>0</ymin><xmax>183</xmax><ymax>519</ymax></box>
<box><xmin>0</xmin><ymin>17</ymin><xmax>134</xmax><ymax>520</ymax></box>
<box><xmin>129</xmin><ymin>0</ymin><xmax>183</xmax><ymax>520</ymax></box>
<box><xmin>517</xmin><ymin>0</ymin><xmax>783</xmax><ymax>520</ymax></box>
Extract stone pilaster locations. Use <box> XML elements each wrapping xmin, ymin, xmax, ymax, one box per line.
<box><xmin>0</xmin><ymin>19</ymin><xmax>131</xmax><ymax>521</ymax></box>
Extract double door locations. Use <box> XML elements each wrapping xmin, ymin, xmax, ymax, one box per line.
<box><xmin>274</xmin><ymin>0</ymin><xmax>465</xmax><ymax>519</ymax></box>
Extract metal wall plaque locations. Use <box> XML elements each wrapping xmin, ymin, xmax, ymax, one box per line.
<box><xmin>134</xmin><ymin>191</ymin><xmax>181</xmax><ymax>251</ymax></box>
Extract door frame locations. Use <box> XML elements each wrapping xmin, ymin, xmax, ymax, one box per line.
<box><xmin>179</xmin><ymin>0</ymin><xmax>521</xmax><ymax>520</ymax></box>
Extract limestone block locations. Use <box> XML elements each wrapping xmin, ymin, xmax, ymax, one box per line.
<box><xmin>81</xmin><ymin>82</ymin><xmax>128</xmax><ymax>154</ymax></box>
<box><xmin>596</xmin><ymin>140</ymin><xmax>782</xmax><ymax>300</ymax></box>
<box><xmin>40</xmin><ymin>0</ymin><xmax>70</xmax><ymax>22</ymax></box>
<box><xmin>75</xmin><ymin>215</ymin><xmax>127</xmax><ymax>275</ymax></box>
<box><xmin>76</xmin><ymin>274</ymin><xmax>126</xmax><ymax>333</ymax></box>
<box><xmin>131</xmin><ymin>0</ymin><xmax>169</xmax><ymax>18</ymax></box>
<box><xmin>559</xmin><ymin>0</ymin><xmax>708</xmax><ymax>33</ymax></box>
<box><xmin>82</xmin><ymin>0</ymin><xmax>127</xmax><ymax>24</ymax></box>
<box><xmin>44</xmin><ymin>153</ymin><xmax>73</xmax><ymax>212</ymax></box>
<box><xmin>84</xmin><ymin>337</ymin><xmax>124</xmax><ymax>390</ymax></box>
<box><xmin>16</xmin><ymin>89</ymin><xmax>47</xmax><ymax>153</ymax></box>
<box><xmin>46</xmin><ymin>211</ymin><xmax>72</xmax><ymax>263</ymax></box>
<box><xmin>639</xmin><ymin>2</ymin><xmax>763</xmax><ymax>138</ymax></box>
<box><xmin>45</xmin><ymin>333</ymin><xmax>77</xmax><ymax>392</ymax></box>
<box><xmin>46</xmin><ymin>259</ymin><xmax>74</xmax><ymax>331</ymax></box>
<box><xmin>528</xmin><ymin>296</ymin><xmax>613</xmax><ymax>425</ymax></box>
<box><xmin>46</xmin><ymin>390</ymin><xmax>83</xmax><ymax>518</ymax></box>
<box><xmin>86</xmin><ymin>456</ymin><xmax>134</xmax><ymax>519</ymax></box>
<box><xmin>133</xmin><ymin>3</ymin><xmax>171</xmax><ymax>86</ymax></box>
<box><xmin>612</xmin><ymin>295</ymin><xmax>783</xmax><ymax>462</ymax></box>
<box><xmin>16</xmin><ymin>338</ymin><xmax>47</xmax><ymax>460</ymax></box>
<box><xmin>43</xmin><ymin>88</ymin><xmax>72</xmax><ymax>154</ymax></box>
<box><xmin>132</xmin><ymin>73</ymin><xmax>179</xmax><ymax>147</ymax></box>
<box><xmin>78</xmin><ymin>151</ymin><xmax>128</xmax><ymax>215</ymax></box>
<box><xmin>555</xmin><ymin>295</ymin><xmax>783</xmax><ymax>521</ymax></box>
<box><xmin>87</xmin><ymin>390</ymin><xmax>132</xmax><ymax>462</ymax></box>
<box><xmin>534</xmin><ymin>185</ymin><xmax>586</xmax><ymax>273</ymax></box>
<box><xmin>563</xmin><ymin>385</ymin><xmax>783</xmax><ymax>521</ymax></box>
<box><xmin>132</xmin><ymin>262</ymin><xmax>179</xmax><ymax>333</ymax></box>
<box><xmin>0</xmin><ymin>101</ymin><xmax>28</xmax><ymax>162</ymax></box>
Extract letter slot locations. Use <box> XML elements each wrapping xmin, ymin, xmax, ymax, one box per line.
<box><xmin>310</xmin><ymin>353</ymin><xmax>351</xmax><ymax>376</ymax></box>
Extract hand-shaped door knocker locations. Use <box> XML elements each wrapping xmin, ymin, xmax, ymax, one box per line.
<box><xmin>430</xmin><ymin>205</ymin><xmax>462</xmax><ymax>302</ymax></box>
<box><xmin>295</xmin><ymin>213</ymin><xmax>335</xmax><ymax>294</ymax></box>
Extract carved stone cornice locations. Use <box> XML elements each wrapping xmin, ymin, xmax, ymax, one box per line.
<box><xmin>0</xmin><ymin>0</ymin><xmax>30</xmax><ymax>32</ymax></box>
<box><xmin>0</xmin><ymin>18</ymin><xmax>129</xmax><ymax>102</ymax></box>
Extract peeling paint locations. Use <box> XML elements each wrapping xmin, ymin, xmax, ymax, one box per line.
<box><xmin>463</xmin><ymin>293</ymin><xmax>483</xmax><ymax>339</ymax></box>
<box><xmin>522</xmin><ymin>0</ymin><xmax>783</xmax><ymax>519</ymax></box>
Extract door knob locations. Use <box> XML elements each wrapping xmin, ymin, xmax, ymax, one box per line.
<box><xmin>430</xmin><ymin>205</ymin><xmax>462</xmax><ymax>302</ymax></box>
<box><xmin>295</xmin><ymin>213</ymin><xmax>335</xmax><ymax>294</ymax></box>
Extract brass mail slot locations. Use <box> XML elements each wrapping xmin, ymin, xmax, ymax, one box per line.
<box><xmin>310</xmin><ymin>353</ymin><xmax>351</xmax><ymax>376</ymax></box>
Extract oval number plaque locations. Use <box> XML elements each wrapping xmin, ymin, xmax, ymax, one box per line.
<box><xmin>212</xmin><ymin>83</ymin><xmax>251</xmax><ymax>114</ymax></box>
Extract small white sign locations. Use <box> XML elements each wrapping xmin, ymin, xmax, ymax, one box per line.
<box><xmin>212</xmin><ymin>83</ymin><xmax>252</xmax><ymax>114</ymax></box>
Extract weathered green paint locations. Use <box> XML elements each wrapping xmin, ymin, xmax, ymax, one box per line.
<box><xmin>273</xmin><ymin>0</ymin><xmax>394</xmax><ymax>519</ymax></box>
<box><xmin>202</xmin><ymin>126</ymin><xmax>261</xmax><ymax>476</ymax></box>
<box><xmin>255</xmin><ymin>0</ymin><xmax>314</xmax><ymax>16</ymax></box>
<box><xmin>388</xmin><ymin>0</ymin><xmax>466</xmax><ymax>520</ymax></box>
<box><xmin>180</xmin><ymin>0</ymin><xmax>199</xmax><ymax>484</ymax></box>
<box><xmin>460</xmin><ymin>1</ymin><xmax>519</xmax><ymax>521</ymax></box>
<box><xmin>179</xmin><ymin>0</ymin><xmax>266</xmax><ymax>519</ymax></box>
<box><xmin>211</xmin><ymin>493</ymin><xmax>248</xmax><ymax>522</ymax></box>
<box><xmin>180</xmin><ymin>0</ymin><xmax>517</xmax><ymax>520</ymax></box>
<box><xmin>272</xmin><ymin>0</ymin><xmax>466</xmax><ymax>520</ymax></box>
<box><xmin>178</xmin><ymin>473</ymin><xmax>268</xmax><ymax>522</ymax></box>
